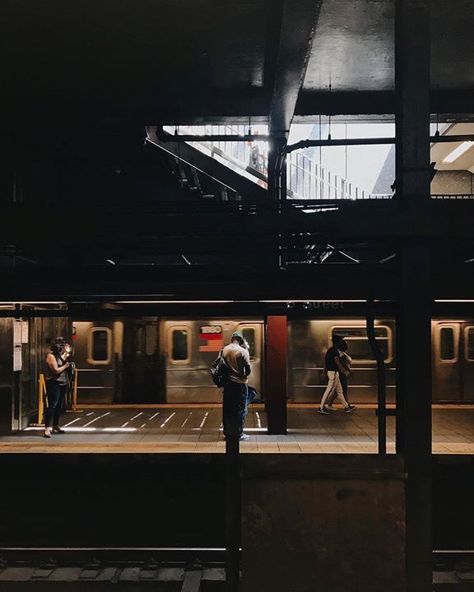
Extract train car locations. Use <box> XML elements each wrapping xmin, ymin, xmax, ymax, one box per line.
<box><xmin>72</xmin><ymin>321</ymin><xmax>123</xmax><ymax>404</ymax></box>
<box><xmin>163</xmin><ymin>319</ymin><xmax>264</xmax><ymax>403</ymax></box>
<box><xmin>432</xmin><ymin>319</ymin><xmax>474</xmax><ymax>401</ymax></box>
<box><xmin>70</xmin><ymin>317</ymin><xmax>474</xmax><ymax>405</ymax></box>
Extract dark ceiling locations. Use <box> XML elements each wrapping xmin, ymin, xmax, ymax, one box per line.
<box><xmin>3</xmin><ymin>0</ymin><xmax>474</xmax><ymax>125</ymax></box>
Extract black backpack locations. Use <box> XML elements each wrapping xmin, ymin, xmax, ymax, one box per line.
<box><xmin>210</xmin><ymin>351</ymin><xmax>230</xmax><ymax>388</ymax></box>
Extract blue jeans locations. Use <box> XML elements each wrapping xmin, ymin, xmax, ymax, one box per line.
<box><xmin>45</xmin><ymin>381</ymin><xmax>67</xmax><ymax>428</ymax></box>
<box><xmin>222</xmin><ymin>382</ymin><xmax>248</xmax><ymax>438</ymax></box>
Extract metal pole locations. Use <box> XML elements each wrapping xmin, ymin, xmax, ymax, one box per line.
<box><xmin>366</xmin><ymin>298</ymin><xmax>387</xmax><ymax>455</ymax></box>
<box><xmin>225</xmin><ymin>410</ymin><xmax>240</xmax><ymax>592</ymax></box>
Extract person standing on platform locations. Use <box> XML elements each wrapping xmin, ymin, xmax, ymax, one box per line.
<box><xmin>326</xmin><ymin>339</ymin><xmax>356</xmax><ymax>411</ymax></box>
<box><xmin>222</xmin><ymin>331</ymin><xmax>251</xmax><ymax>441</ymax></box>
<box><xmin>319</xmin><ymin>335</ymin><xmax>353</xmax><ymax>414</ymax></box>
<box><xmin>44</xmin><ymin>337</ymin><xmax>70</xmax><ymax>438</ymax></box>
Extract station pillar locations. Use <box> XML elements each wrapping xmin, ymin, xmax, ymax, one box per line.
<box><xmin>395</xmin><ymin>0</ymin><xmax>432</xmax><ymax>590</ymax></box>
<box><xmin>265</xmin><ymin>315</ymin><xmax>287</xmax><ymax>435</ymax></box>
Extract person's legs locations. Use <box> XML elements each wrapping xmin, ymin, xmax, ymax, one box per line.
<box><xmin>238</xmin><ymin>384</ymin><xmax>249</xmax><ymax>436</ymax></box>
<box><xmin>333</xmin><ymin>374</ymin><xmax>350</xmax><ymax>409</ymax></box>
<box><xmin>320</xmin><ymin>371</ymin><xmax>338</xmax><ymax>410</ymax></box>
<box><xmin>339</xmin><ymin>374</ymin><xmax>355</xmax><ymax>408</ymax></box>
<box><xmin>52</xmin><ymin>385</ymin><xmax>67</xmax><ymax>431</ymax></box>
<box><xmin>223</xmin><ymin>382</ymin><xmax>249</xmax><ymax>438</ymax></box>
<box><xmin>44</xmin><ymin>381</ymin><xmax>61</xmax><ymax>435</ymax></box>
<box><xmin>223</xmin><ymin>382</ymin><xmax>239</xmax><ymax>439</ymax></box>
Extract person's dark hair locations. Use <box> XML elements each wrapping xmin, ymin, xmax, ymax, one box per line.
<box><xmin>339</xmin><ymin>340</ymin><xmax>348</xmax><ymax>352</ymax></box>
<box><xmin>332</xmin><ymin>334</ymin><xmax>344</xmax><ymax>344</ymax></box>
<box><xmin>51</xmin><ymin>336</ymin><xmax>66</xmax><ymax>354</ymax></box>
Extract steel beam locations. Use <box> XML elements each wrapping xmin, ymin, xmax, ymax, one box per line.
<box><xmin>267</xmin><ymin>0</ymin><xmax>322</xmax><ymax>215</ymax></box>
<box><xmin>295</xmin><ymin>89</ymin><xmax>474</xmax><ymax>118</ymax></box>
<box><xmin>395</xmin><ymin>1</ymin><xmax>432</xmax><ymax>591</ymax></box>
<box><xmin>2</xmin><ymin>202</ymin><xmax>474</xmax><ymax>250</ymax></box>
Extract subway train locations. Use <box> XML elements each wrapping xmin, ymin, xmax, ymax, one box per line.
<box><xmin>71</xmin><ymin>317</ymin><xmax>474</xmax><ymax>404</ymax></box>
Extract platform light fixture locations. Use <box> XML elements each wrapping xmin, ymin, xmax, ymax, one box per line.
<box><xmin>435</xmin><ymin>299</ymin><xmax>474</xmax><ymax>303</ymax></box>
<box><xmin>0</xmin><ymin>301</ymin><xmax>66</xmax><ymax>305</ymax></box>
<box><xmin>116</xmin><ymin>300</ymin><xmax>235</xmax><ymax>304</ymax></box>
<box><xmin>442</xmin><ymin>141</ymin><xmax>474</xmax><ymax>164</ymax></box>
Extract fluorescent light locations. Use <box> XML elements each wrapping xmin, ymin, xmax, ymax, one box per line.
<box><xmin>442</xmin><ymin>141</ymin><xmax>474</xmax><ymax>164</ymax></box>
<box><xmin>0</xmin><ymin>302</ymin><xmax>66</xmax><ymax>305</ymax></box>
<box><xmin>259</xmin><ymin>299</ymin><xmax>366</xmax><ymax>303</ymax></box>
<box><xmin>116</xmin><ymin>300</ymin><xmax>234</xmax><ymax>304</ymax></box>
<box><xmin>435</xmin><ymin>299</ymin><xmax>474</xmax><ymax>303</ymax></box>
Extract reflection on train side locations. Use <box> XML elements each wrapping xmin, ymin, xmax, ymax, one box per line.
<box><xmin>71</xmin><ymin>318</ymin><xmax>474</xmax><ymax>404</ymax></box>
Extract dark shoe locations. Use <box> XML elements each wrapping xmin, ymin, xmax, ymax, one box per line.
<box><xmin>344</xmin><ymin>406</ymin><xmax>355</xmax><ymax>413</ymax></box>
<box><xmin>52</xmin><ymin>426</ymin><xmax>65</xmax><ymax>434</ymax></box>
<box><xmin>318</xmin><ymin>408</ymin><xmax>330</xmax><ymax>415</ymax></box>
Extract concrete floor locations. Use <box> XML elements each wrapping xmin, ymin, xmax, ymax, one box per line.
<box><xmin>0</xmin><ymin>405</ymin><xmax>473</xmax><ymax>454</ymax></box>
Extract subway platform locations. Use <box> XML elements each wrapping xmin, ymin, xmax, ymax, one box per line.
<box><xmin>0</xmin><ymin>405</ymin><xmax>473</xmax><ymax>454</ymax></box>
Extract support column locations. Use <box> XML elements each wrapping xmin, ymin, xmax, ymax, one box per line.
<box><xmin>265</xmin><ymin>315</ymin><xmax>287</xmax><ymax>435</ymax></box>
<box><xmin>395</xmin><ymin>1</ymin><xmax>432</xmax><ymax>591</ymax></box>
<box><xmin>267</xmin><ymin>134</ymin><xmax>288</xmax><ymax>269</ymax></box>
<box><xmin>398</xmin><ymin>245</ymin><xmax>432</xmax><ymax>591</ymax></box>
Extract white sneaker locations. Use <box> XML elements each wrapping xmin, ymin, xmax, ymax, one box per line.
<box><xmin>239</xmin><ymin>434</ymin><xmax>250</xmax><ymax>441</ymax></box>
<box><xmin>43</xmin><ymin>427</ymin><xmax>52</xmax><ymax>438</ymax></box>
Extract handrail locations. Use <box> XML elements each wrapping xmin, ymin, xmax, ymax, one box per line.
<box><xmin>72</xmin><ymin>369</ymin><xmax>78</xmax><ymax>412</ymax></box>
<box><xmin>37</xmin><ymin>373</ymin><xmax>47</xmax><ymax>425</ymax></box>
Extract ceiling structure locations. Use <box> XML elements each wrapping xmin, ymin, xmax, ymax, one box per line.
<box><xmin>2</xmin><ymin>0</ymin><xmax>474</xmax><ymax>126</ymax></box>
<box><xmin>2</xmin><ymin>0</ymin><xmax>474</xmax><ymax>300</ymax></box>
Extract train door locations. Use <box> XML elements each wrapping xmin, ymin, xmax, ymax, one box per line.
<box><xmin>236</xmin><ymin>322</ymin><xmax>263</xmax><ymax>395</ymax></box>
<box><xmin>72</xmin><ymin>321</ymin><xmax>123</xmax><ymax>404</ymax></box>
<box><xmin>432</xmin><ymin>322</ymin><xmax>461</xmax><ymax>401</ymax></box>
<box><xmin>461</xmin><ymin>323</ymin><xmax>474</xmax><ymax>401</ymax></box>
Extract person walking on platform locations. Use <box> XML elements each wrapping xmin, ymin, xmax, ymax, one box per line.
<box><xmin>222</xmin><ymin>331</ymin><xmax>251</xmax><ymax>441</ymax></box>
<box><xmin>319</xmin><ymin>335</ymin><xmax>353</xmax><ymax>415</ymax></box>
<box><xmin>326</xmin><ymin>339</ymin><xmax>356</xmax><ymax>411</ymax></box>
<box><xmin>44</xmin><ymin>337</ymin><xmax>71</xmax><ymax>438</ymax></box>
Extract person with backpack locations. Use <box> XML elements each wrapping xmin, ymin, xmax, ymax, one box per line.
<box><xmin>221</xmin><ymin>331</ymin><xmax>251</xmax><ymax>441</ymax></box>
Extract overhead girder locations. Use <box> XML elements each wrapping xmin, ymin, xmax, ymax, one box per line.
<box><xmin>1</xmin><ymin>201</ymin><xmax>474</xmax><ymax>251</ymax></box>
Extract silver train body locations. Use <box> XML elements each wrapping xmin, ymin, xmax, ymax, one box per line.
<box><xmin>71</xmin><ymin>317</ymin><xmax>474</xmax><ymax>404</ymax></box>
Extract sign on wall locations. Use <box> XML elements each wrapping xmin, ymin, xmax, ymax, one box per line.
<box><xmin>13</xmin><ymin>320</ymin><xmax>22</xmax><ymax>371</ymax></box>
<box><xmin>199</xmin><ymin>325</ymin><xmax>224</xmax><ymax>352</ymax></box>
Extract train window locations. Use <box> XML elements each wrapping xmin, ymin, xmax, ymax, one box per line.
<box><xmin>439</xmin><ymin>327</ymin><xmax>456</xmax><ymax>361</ymax></box>
<box><xmin>330</xmin><ymin>326</ymin><xmax>392</xmax><ymax>363</ymax></box>
<box><xmin>171</xmin><ymin>328</ymin><xmax>190</xmax><ymax>362</ymax></box>
<box><xmin>87</xmin><ymin>327</ymin><xmax>112</xmax><ymax>365</ymax></box>
<box><xmin>242</xmin><ymin>328</ymin><xmax>256</xmax><ymax>360</ymax></box>
<box><xmin>465</xmin><ymin>327</ymin><xmax>474</xmax><ymax>362</ymax></box>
